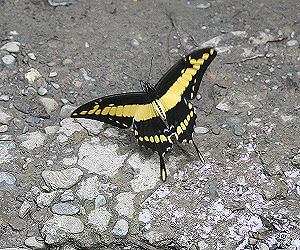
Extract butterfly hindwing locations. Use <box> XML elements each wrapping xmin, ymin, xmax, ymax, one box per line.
<box><xmin>71</xmin><ymin>92</ymin><xmax>148</xmax><ymax>128</ymax></box>
<box><xmin>154</xmin><ymin>48</ymin><xmax>217</xmax><ymax>100</ymax></box>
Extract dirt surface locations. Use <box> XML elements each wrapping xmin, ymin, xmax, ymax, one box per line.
<box><xmin>0</xmin><ymin>0</ymin><xmax>299</xmax><ymax>249</ymax></box>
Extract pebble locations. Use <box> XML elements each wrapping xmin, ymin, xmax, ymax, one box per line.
<box><xmin>38</xmin><ymin>97</ymin><xmax>59</xmax><ymax>114</ymax></box>
<box><xmin>0</xmin><ymin>94</ymin><xmax>10</xmax><ymax>101</ymax></box>
<box><xmin>31</xmin><ymin>208</ymin><xmax>47</xmax><ymax>222</ymax></box>
<box><xmin>1</xmin><ymin>41</ymin><xmax>21</xmax><ymax>53</ymax></box>
<box><xmin>18</xmin><ymin>200</ymin><xmax>31</xmax><ymax>218</ymax></box>
<box><xmin>60</xmin><ymin>104</ymin><xmax>76</xmax><ymax>118</ymax></box>
<box><xmin>211</xmin><ymin>126</ymin><xmax>221</xmax><ymax>135</ymax></box>
<box><xmin>9</xmin><ymin>30</ymin><xmax>18</xmax><ymax>35</ymax></box>
<box><xmin>51</xmin><ymin>82</ymin><xmax>60</xmax><ymax>89</ymax></box>
<box><xmin>194</xmin><ymin>126</ymin><xmax>209</xmax><ymax>134</ymax></box>
<box><xmin>286</xmin><ymin>40</ymin><xmax>299</xmax><ymax>46</ymax></box>
<box><xmin>25</xmin><ymin>68</ymin><xmax>42</xmax><ymax>84</ymax></box>
<box><xmin>8</xmin><ymin>216</ymin><xmax>27</xmax><ymax>231</ymax></box>
<box><xmin>196</xmin><ymin>3</ymin><xmax>211</xmax><ymax>9</ymax></box>
<box><xmin>291</xmin><ymin>154</ymin><xmax>300</xmax><ymax>167</ymax></box>
<box><xmin>44</xmin><ymin>125</ymin><xmax>59</xmax><ymax>135</ymax></box>
<box><xmin>234</xmin><ymin>126</ymin><xmax>246</xmax><ymax>136</ymax></box>
<box><xmin>198</xmin><ymin>240</ymin><xmax>209</xmax><ymax>249</ymax></box>
<box><xmin>18</xmin><ymin>131</ymin><xmax>46</xmax><ymax>150</ymax></box>
<box><xmin>36</xmin><ymin>191</ymin><xmax>57</xmax><ymax>207</ymax></box>
<box><xmin>2</xmin><ymin>54</ymin><xmax>15</xmax><ymax>65</ymax></box>
<box><xmin>111</xmin><ymin>219</ymin><xmax>129</xmax><ymax>236</ymax></box>
<box><xmin>259</xmin><ymin>242</ymin><xmax>269</xmax><ymax>250</ymax></box>
<box><xmin>38</xmin><ymin>87</ymin><xmax>48</xmax><ymax>96</ymax></box>
<box><xmin>51</xmin><ymin>203</ymin><xmax>80</xmax><ymax>215</ymax></box>
<box><xmin>24</xmin><ymin>236</ymin><xmax>47</xmax><ymax>249</ymax></box>
<box><xmin>0</xmin><ymin>124</ymin><xmax>8</xmax><ymax>132</ymax></box>
<box><xmin>93</xmin><ymin>195</ymin><xmax>106</xmax><ymax>209</ymax></box>
<box><xmin>216</xmin><ymin>100</ymin><xmax>231</xmax><ymax>111</ymax></box>
<box><xmin>42</xmin><ymin>168</ymin><xmax>83</xmax><ymax>189</ymax></box>
<box><xmin>0</xmin><ymin>171</ymin><xmax>16</xmax><ymax>186</ymax></box>
<box><xmin>49</xmin><ymin>71</ymin><xmax>58</xmax><ymax>77</ymax></box>
<box><xmin>63</xmin><ymin>58</ymin><xmax>73</xmax><ymax>65</ymax></box>
<box><xmin>27</xmin><ymin>53</ymin><xmax>36</xmax><ymax>60</ymax></box>
<box><xmin>131</xmin><ymin>39</ymin><xmax>140</xmax><ymax>47</ymax></box>
<box><xmin>60</xmin><ymin>190</ymin><xmax>75</xmax><ymax>202</ymax></box>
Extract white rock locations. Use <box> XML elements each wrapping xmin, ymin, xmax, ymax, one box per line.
<box><xmin>76</xmin><ymin>176</ymin><xmax>102</xmax><ymax>200</ymax></box>
<box><xmin>25</xmin><ymin>68</ymin><xmax>42</xmax><ymax>84</ymax></box>
<box><xmin>0</xmin><ymin>94</ymin><xmax>10</xmax><ymax>101</ymax></box>
<box><xmin>111</xmin><ymin>219</ymin><xmax>129</xmax><ymax>236</ymax></box>
<box><xmin>88</xmin><ymin>207</ymin><xmax>111</xmax><ymax>232</ymax></box>
<box><xmin>24</xmin><ymin>236</ymin><xmax>47</xmax><ymax>249</ymax></box>
<box><xmin>38</xmin><ymin>87</ymin><xmax>47</xmax><ymax>96</ymax></box>
<box><xmin>0</xmin><ymin>171</ymin><xmax>16</xmax><ymax>185</ymax></box>
<box><xmin>36</xmin><ymin>191</ymin><xmax>57</xmax><ymax>207</ymax></box>
<box><xmin>77</xmin><ymin>118</ymin><xmax>103</xmax><ymax>134</ymax></box>
<box><xmin>42</xmin><ymin>168</ymin><xmax>83</xmax><ymax>190</ymax></box>
<box><xmin>286</xmin><ymin>40</ymin><xmax>299</xmax><ymax>46</ymax></box>
<box><xmin>77</xmin><ymin>138</ymin><xmax>127</xmax><ymax>176</ymax></box>
<box><xmin>49</xmin><ymin>72</ymin><xmax>57</xmax><ymax>77</ymax></box>
<box><xmin>42</xmin><ymin>215</ymin><xmax>84</xmax><ymax>241</ymax></box>
<box><xmin>2</xmin><ymin>54</ymin><xmax>15</xmax><ymax>65</ymax></box>
<box><xmin>59</xmin><ymin>118</ymin><xmax>84</xmax><ymax>136</ymax></box>
<box><xmin>194</xmin><ymin>127</ymin><xmax>209</xmax><ymax>134</ymax></box>
<box><xmin>27</xmin><ymin>53</ymin><xmax>36</xmax><ymax>60</ymax></box>
<box><xmin>44</xmin><ymin>125</ymin><xmax>59</xmax><ymax>135</ymax></box>
<box><xmin>0</xmin><ymin>106</ymin><xmax>13</xmax><ymax>125</ymax></box>
<box><xmin>216</xmin><ymin>100</ymin><xmax>231</xmax><ymax>111</ymax></box>
<box><xmin>57</xmin><ymin>134</ymin><xmax>68</xmax><ymax>142</ymax></box>
<box><xmin>60</xmin><ymin>190</ymin><xmax>75</xmax><ymax>202</ymax></box>
<box><xmin>62</xmin><ymin>156</ymin><xmax>77</xmax><ymax>166</ymax></box>
<box><xmin>19</xmin><ymin>131</ymin><xmax>46</xmax><ymax>150</ymax></box>
<box><xmin>95</xmin><ymin>195</ymin><xmax>106</xmax><ymax>208</ymax></box>
<box><xmin>115</xmin><ymin>192</ymin><xmax>135</xmax><ymax>218</ymax></box>
<box><xmin>9</xmin><ymin>30</ymin><xmax>19</xmax><ymax>35</ymax></box>
<box><xmin>18</xmin><ymin>200</ymin><xmax>31</xmax><ymax>218</ymax></box>
<box><xmin>38</xmin><ymin>97</ymin><xmax>59</xmax><ymax>114</ymax></box>
<box><xmin>1</xmin><ymin>41</ymin><xmax>21</xmax><ymax>53</ymax></box>
<box><xmin>196</xmin><ymin>3</ymin><xmax>211</xmax><ymax>8</ymax></box>
<box><xmin>0</xmin><ymin>125</ymin><xmax>8</xmax><ymax>132</ymax></box>
<box><xmin>138</xmin><ymin>209</ymin><xmax>152</xmax><ymax>223</ymax></box>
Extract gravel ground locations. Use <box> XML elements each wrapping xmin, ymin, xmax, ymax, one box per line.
<box><xmin>0</xmin><ymin>0</ymin><xmax>299</xmax><ymax>249</ymax></box>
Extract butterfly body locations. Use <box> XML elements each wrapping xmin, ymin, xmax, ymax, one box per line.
<box><xmin>71</xmin><ymin>48</ymin><xmax>217</xmax><ymax>181</ymax></box>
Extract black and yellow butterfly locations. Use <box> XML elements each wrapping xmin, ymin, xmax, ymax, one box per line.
<box><xmin>71</xmin><ymin>48</ymin><xmax>217</xmax><ymax>181</ymax></box>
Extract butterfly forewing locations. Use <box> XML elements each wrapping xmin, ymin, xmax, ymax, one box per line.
<box><xmin>71</xmin><ymin>92</ymin><xmax>148</xmax><ymax>128</ymax></box>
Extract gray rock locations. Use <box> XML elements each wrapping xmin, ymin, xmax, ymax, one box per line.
<box><xmin>31</xmin><ymin>208</ymin><xmax>48</xmax><ymax>222</ymax></box>
<box><xmin>196</xmin><ymin>3</ymin><xmax>211</xmax><ymax>9</ymax></box>
<box><xmin>216</xmin><ymin>99</ymin><xmax>231</xmax><ymax>111</ymax></box>
<box><xmin>0</xmin><ymin>171</ymin><xmax>16</xmax><ymax>185</ymax></box>
<box><xmin>18</xmin><ymin>200</ymin><xmax>31</xmax><ymax>218</ymax></box>
<box><xmin>8</xmin><ymin>216</ymin><xmax>27</xmax><ymax>230</ymax></box>
<box><xmin>234</xmin><ymin>126</ymin><xmax>246</xmax><ymax>136</ymax></box>
<box><xmin>76</xmin><ymin>119</ymin><xmax>103</xmax><ymax>135</ymax></box>
<box><xmin>0</xmin><ymin>94</ymin><xmax>10</xmax><ymax>101</ymax></box>
<box><xmin>51</xmin><ymin>203</ymin><xmax>80</xmax><ymax>215</ymax></box>
<box><xmin>51</xmin><ymin>82</ymin><xmax>60</xmax><ymax>89</ymax></box>
<box><xmin>131</xmin><ymin>39</ymin><xmax>140</xmax><ymax>47</ymax></box>
<box><xmin>2</xmin><ymin>55</ymin><xmax>15</xmax><ymax>65</ymax></box>
<box><xmin>0</xmin><ymin>106</ymin><xmax>13</xmax><ymax>125</ymax></box>
<box><xmin>24</xmin><ymin>236</ymin><xmax>47</xmax><ymax>249</ymax></box>
<box><xmin>36</xmin><ymin>191</ymin><xmax>57</xmax><ymax>207</ymax></box>
<box><xmin>38</xmin><ymin>97</ymin><xmax>59</xmax><ymax>114</ymax></box>
<box><xmin>60</xmin><ymin>104</ymin><xmax>76</xmax><ymax>118</ymax></box>
<box><xmin>88</xmin><ymin>207</ymin><xmax>111</xmax><ymax>232</ymax></box>
<box><xmin>111</xmin><ymin>219</ymin><xmax>129</xmax><ymax>237</ymax></box>
<box><xmin>44</xmin><ymin>125</ymin><xmax>59</xmax><ymax>135</ymax></box>
<box><xmin>1</xmin><ymin>41</ymin><xmax>21</xmax><ymax>53</ymax></box>
<box><xmin>38</xmin><ymin>87</ymin><xmax>48</xmax><ymax>96</ymax></box>
<box><xmin>291</xmin><ymin>154</ymin><xmax>300</xmax><ymax>168</ymax></box>
<box><xmin>60</xmin><ymin>190</ymin><xmax>75</xmax><ymax>202</ymax></box>
<box><xmin>42</xmin><ymin>168</ymin><xmax>83</xmax><ymax>189</ymax></box>
<box><xmin>261</xmin><ymin>178</ymin><xmax>288</xmax><ymax>200</ymax></box>
<box><xmin>286</xmin><ymin>40</ymin><xmax>298</xmax><ymax>46</ymax></box>
<box><xmin>25</xmin><ymin>68</ymin><xmax>42</xmax><ymax>84</ymax></box>
<box><xmin>0</xmin><ymin>125</ymin><xmax>8</xmax><ymax>132</ymax></box>
<box><xmin>115</xmin><ymin>192</ymin><xmax>135</xmax><ymax>218</ymax></box>
<box><xmin>59</xmin><ymin>118</ymin><xmax>84</xmax><ymax>136</ymax></box>
<box><xmin>49</xmin><ymin>72</ymin><xmax>57</xmax><ymax>78</ymax></box>
<box><xmin>194</xmin><ymin>127</ymin><xmax>209</xmax><ymax>134</ymax></box>
<box><xmin>264</xmin><ymin>164</ymin><xmax>283</xmax><ymax>176</ymax></box>
<box><xmin>62</xmin><ymin>58</ymin><xmax>73</xmax><ymax>65</ymax></box>
<box><xmin>42</xmin><ymin>215</ymin><xmax>84</xmax><ymax>244</ymax></box>
<box><xmin>27</xmin><ymin>53</ymin><xmax>36</xmax><ymax>60</ymax></box>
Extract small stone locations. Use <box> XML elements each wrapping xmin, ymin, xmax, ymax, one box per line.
<box><xmin>27</xmin><ymin>53</ymin><xmax>36</xmax><ymax>60</ymax></box>
<box><xmin>111</xmin><ymin>219</ymin><xmax>129</xmax><ymax>236</ymax></box>
<box><xmin>24</xmin><ymin>236</ymin><xmax>47</xmax><ymax>249</ymax></box>
<box><xmin>60</xmin><ymin>104</ymin><xmax>76</xmax><ymax>118</ymax></box>
<box><xmin>8</xmin><ymin>216</ymin><xmax>27</xmax><ymax>230</ymax></box>
<box><xmin>9</xmin><ymin>30</ymin><xmax>19</xmax><ymax>35</ymax></box>
<box><xmin>85</xmin><ymin>42</ymin><xmax>89</xmax><ymax>48</ymax></box>
<box><xmin>211</xmin><ymin>126</ymin><xmax>220</xmax><ymax>135</ymax></box>
<box><xmin>60</xmin><ymin>190</ymin><xmax>75</xmax><ymax>202</ymax></box>
<box><xmin>42</xmin><ymin>168</ymin><xmax>83</xmax><ymax>189</ymax></box>
<box><xmin>77</xmin><ymin>119</ymin><xmax>103</xmax><ymax>134</ymax></box>
<box><xmin>1</xmin><ymin>41</ymin><xmax>21</xmax><ymax>53</ymax></box>
<box><xmin>0</xmin><ymin>94</ymin><xmax>10</xmax><ymax>101</ymax></box>
<box><xmin>248</xmin><ymin>238</ymin><xmax>258</xmax><ymax>245</ymax></box>
<box><xmin>36</xmin><ymin>191</ymin><xmax>57</xmax><ymax>207</ymax></box>
<box><xmin>51</xmin><ymin>82</ymin><xmax>60</xmax><ymax>89</ymax></box>
<box><xmin>47</xmin><ymin>62</ymin><xmax>56</xmax><ymax>67</ymax></box>
<box><xmin>131</xmin><ymin>39</ymin><xmax>140</xmax><ymax>47</ymax></box>
<box><xmin>234</xmin><ymin>126</ymin><xmax>246</xmax><ymax>136</ymax></box>
<box><xmin>236</xmin><ymin>176</ymin><xmax>247</xmax><ymax>186</ymax></box>
<box><xmin>198</xmin><ymin>240</ymin><xmax>209</xmax><ymax>249</ymax></box>
<box><xmin>44</xmin><ymin>125</ymin><xmax>59</xmax><ymax>135</ymax></box>
<box><xmin>2</xmin><ymin>54</ymin><xmax>15</xmax><ymax>64</ymax></box>
<box><xmin>286</xmin><ymin>40</ymin><xmax>299</xmax><ymax>46</ymax></box>
<box><xmin>261</xmin><ymin>178</ymin><xmax>288</xmax><ymax>200</ymax></box>
<box><xmin>49</xmin><ymin>72</ymin><xmax>58</xmax><ymax>78</ymax></box>
<box><xmin>88</xmin><ymin>207</ymin><xmax>111</xmax><ymax>232</ymax></box>
<box><xmin>31</xmin><ymin>208</ymin><xmax>47</xmax><ymax>222</ymax></box>
<box><xmin>38</xmin><ymin>97</ymin><xmax>59</xmax><ymax>114</ymax></box>
<box><xmin>95</xmin><ymin>195</ymin><xmax>106</xmax><ymax>208</ymax></box>
<box><xmin>259</xmin><ymin>242</ymin><xmax>269</xmax><ymax>250</ymax></box>
<box><xmin>138</xmin><ymin>209</ymin><xmax>152</xmax><ymax>223</ymax></box>
<box><xmin>194</xmin><ymin>127</ymin><xmax>209</xmax><ymax>134</ymax></box>
<box><xmin>18</xmin><ymin>200</ymin><xmax>31</xmax><ymax>218</ymax></box>
<box><xmin>264</xmin><ymin>164</ymin><xmax>283</xmax><ymax>176</ymax></box>
<box><xmin>25</xmin><ymin>68</ymin><xmax>42</xmax><ymax>84</ymax></box>
<box><xmin>51</xmin><ymin>203</ymin><xmax>80</xmax><ymax>215</ymax></box>
<box><xmin>196</xmin><ymin>2</ymin><xmax>211</xmax><ymax>9</ymax></box>
<box><xmin>216</xmin><ymin>100</ymin><xmax>231</xmax><ymax>111</ymax></box>
<box><xmin>291</xmin><ymin>154</ymin><xmax>300</xmax><ymax>168</ymax></box>
<box><xmin>0</xmin><ymin>171</ymin><xmax>16</xmax><ymax>187</ymax></box>
<box><xmin>18</xmin><ymin>131</ymin><xmax>46</xmax><ymax>150</ymax></box>
<box><xmin>63</xmin><ymin>58</ymin><xmax>73</xmax><ymax>65</ymax></box>
<box><xmin>38</xmin><ymin>87</ymin><xmax>48</xmax><ymax>96</ymax></box>
<box><xmin>0</xmin><ymin>124</ymin><xmax>8</xmax><ymax>132</ymax></box>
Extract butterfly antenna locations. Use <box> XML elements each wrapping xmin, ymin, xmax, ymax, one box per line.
<box><xmin>191</xmin><ymin>138</ymin><xmax>205</xmax><ymax>164</ymax></box>
<box><xmin>147</xmin><ymin>57</ymin><xmax>154</xmax><ymax>83</ymax></box>
<box><xmin>123</xmin><ymin>72</ymin><xmax>145</xmax><ymax>90</ymax></box>
<box><xmin>159</xmin><ymin>154</ymin><xmax>167</xmax><ymax>182</ymax></box>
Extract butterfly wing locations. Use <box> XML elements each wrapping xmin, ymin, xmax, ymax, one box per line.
<box><xmin>71</xmin><ymin>92</ymin><xmax>148</xmax><ymax>128</ymax></box>
<box><xmin>154</xmin><ymin>48</ymin><xmax>217</xmax><ymax>100</ymax></box>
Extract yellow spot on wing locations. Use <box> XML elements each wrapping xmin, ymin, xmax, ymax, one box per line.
<box><xmin>187</xmin><ymin>114</ymin><xmax>190</xmax><ymax>121</ymax></box>
<box><xmin>190</xmin><ymin>59</ymin><xmax>197</xmax><ymax>64</ymax></box>
<box><xmin>101</xmin><ymin>107</ymin><xmax>110</xmax><ymax>115</ymax></box>
<box><xmin>154</xmin><ymin>135</ymin><xmax>160</xmax><ymax>143</ymax></box>
<box><xmin>150</xmin><ymin>136</ymin><xmax>154</xmax><ymax>143</ymax></box>
<box><xmin>134</xmin><ymin>130</ymin><xmax>138</xmax><ymax>136</ymax></box>
<box><xmin>109</xmin><ymin>106</ymin><xmax>117</xmax><ymax>116</ymax></box>
<box><xmin>193</xmin><ymin>64</ymin><xmax>200</xmax><ymax>70</ymax></box>
<box><xmin>182</xmin><ymin>72</ymin><xmax>192</xmax><ymax>81</ymax></box>
<box><xmin>73</xmin><ymin>113</ymin><xmax>78</xmax><ymax>116</ymax></box>
<box><xmin>210</xmin><ymin>48</ymin><xmax>214</xmax><ymax>55</ymax></box>
<box><xmin>177</xmin><ymin>126</ymin><xmax>183</xmax><ymax>134</ymax></box>
<box><xmin>188</xmin><ymin>103</ymin><xmax>193</xmax><ymax>109</ymax></box>
<box><xmin>196</xmin><ymin>58</ymin><xmax>204</xmax><ymax>65</ymax></box>
<box><xmin>95</xmin><ymin>109</ymin><xmax>101</xmax><ymax>115</ymax></box>
<box><xmin>202</xmin><ymin>53</ymin><xmax>209</xmax><ymax>60</ymax></box>
<box><xmin>184</xmin><ymin>119</ymin><xmax>188</xmax><ymax>126</ymax></box>
<box><xmin>161</xmin><ymin>168</ymin><xmax>166</xmax><ymax>182</ymax></box>
<box><xmin>160</xmin><ymin>135</ymin><xmax>167</xmax><ymax>142</ymax></box>
<box><xmin>185</xmin><ymin>68</ymin><xmax>197</xmax><ymax>76</ymax></box>
<box><xmin>139</xmin><ymin>136</ymin><xmax>143</xmax><ymax>141</ymax></box>
<box><xmin>144</xmin><ymin>136</ymin><xmax>149</xmax><ymax>141</ymax></box>
<box><xmin>80</xmin><ymin>111</ymin><xmax>88</xmax><ymax>115</ymax></box>
<box><xmin>116</xmin><ymin>106</ymin><xmax>124</xmax><ymax>117</ymax></box>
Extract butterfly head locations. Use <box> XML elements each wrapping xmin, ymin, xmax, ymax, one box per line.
<box><xmin>140</xmin><ymin>80</ymin><xmax>154</xmax><ymax>93</ymax></box>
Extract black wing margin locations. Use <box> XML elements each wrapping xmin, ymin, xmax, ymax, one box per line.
<box><xmin>154</xmin><ymin>48</ymin><xmax>217</xmax><ymax>100</ymax></box>
<box><xmin>71</xmin><ymin>92</ymin><xmax>148</xmax><ymax>128</ymax></box>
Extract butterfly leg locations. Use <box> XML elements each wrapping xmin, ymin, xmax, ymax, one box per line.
<box><xmin>159</xmin><ymin>154</ymin><xmax>167</xmax><ymax>182</ymax></box>
<box><xmin>191</xmin><ymin>138</ymin><xmax>205</xmax><ymax>164</ymax></box>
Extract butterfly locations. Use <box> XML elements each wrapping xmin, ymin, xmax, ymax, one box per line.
<box><xmin>71</xmin><ymin>48</ymin><xmax>217</xmax><ymax>181</ymax></box>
